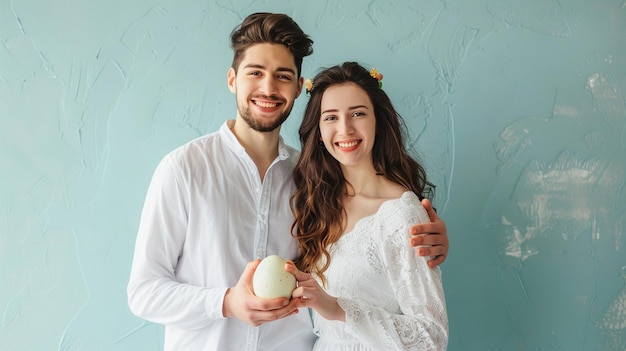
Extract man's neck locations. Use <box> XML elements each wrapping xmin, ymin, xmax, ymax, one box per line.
<box><xmin>228</xmin><ymin>119</ymin><xmax>281</xmax><ymax>181</ymax></box>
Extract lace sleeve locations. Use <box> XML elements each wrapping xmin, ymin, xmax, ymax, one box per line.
<box><xmin>337</xmin><ymin>195</ymin><xmax>448</xmax><ymax>350</ymax></box>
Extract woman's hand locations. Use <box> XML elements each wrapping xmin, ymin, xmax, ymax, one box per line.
<box><xmin>285</xmin><ymin>262</ymin><xmax>346</xmax><ymax>322</ymax></box>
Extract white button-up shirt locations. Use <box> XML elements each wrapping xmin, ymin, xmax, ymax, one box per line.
<box><xmin>128</xmin><ymin>121</ymin><xmax>315</xmax><ymax>350</ymax></box>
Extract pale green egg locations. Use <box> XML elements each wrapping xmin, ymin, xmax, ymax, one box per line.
<box><xmin>252</xmin><ymin>255</ymin><xmax>296</xmax><ymax>299</ymax></box>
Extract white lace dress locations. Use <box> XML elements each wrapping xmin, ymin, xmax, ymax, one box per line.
<box><xmin>311</xmin><ymin>191</ymin><xmax>448</xmax><ymax>350</ymax></box>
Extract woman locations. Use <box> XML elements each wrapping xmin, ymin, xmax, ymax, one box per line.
<box><xmin>287</xmin><ymin>62</ymin><xmax>448</xmax><ymax>350</ymax></box>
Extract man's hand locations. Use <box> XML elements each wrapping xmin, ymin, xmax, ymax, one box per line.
<box><xmin>410</xmin><ymin>198</ymin><xmax>449</xmax><ymax>268</ymax></box>
<box><xmin>223</xmin><ymin>260</ymin><xmax>300</xmax><ymax>326</ymax></box>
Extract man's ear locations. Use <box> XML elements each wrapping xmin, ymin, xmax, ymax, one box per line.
<box><xmin>227</xmin><ymin>67</ymin><xmax>236</xmax><ymax>93</ymax></box>
<box><xmin>295</xmin><ymin>76</ymin><xmax>304</xmax><ymax>98</ymax></box>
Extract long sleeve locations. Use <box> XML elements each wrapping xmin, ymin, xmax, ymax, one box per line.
<box><xmin>338</xmin><ymin>243</ymin><xmax>448</xmax><ymax>350</ymax></box>
<box><xmin>126</xmin><ymin>124</ymin><xmax>315</xmax><ymax>350</ymax></box>
<box><xmin>313</xmin><ymin>192</ymin><xmax>448</xmax><ymax>350</ymax></box>
<box><xmin>127</xmin><ymin>155</ymin><xmax>225</xmax><ymax>330</ymax></box>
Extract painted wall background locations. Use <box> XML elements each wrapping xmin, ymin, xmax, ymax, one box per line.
<box><xmin>1</xmin><ymin>0</ymin><xmax>625</xmax><ymax>350</ymax></box>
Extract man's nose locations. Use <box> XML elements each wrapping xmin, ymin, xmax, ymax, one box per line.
<box><xmin>259</xmin><ymin>76</ymin><xmax>278</xmax><ymax>95</ymax></box>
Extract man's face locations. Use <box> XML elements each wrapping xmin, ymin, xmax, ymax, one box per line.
<box><xmin>228</xmin><ymin>43</ymin><xmax>303</xmax><ymax>132</ymax></box>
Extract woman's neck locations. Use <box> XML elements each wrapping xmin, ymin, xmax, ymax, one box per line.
<box><xmin>342</xmin><ymin>165</ymin><xmax>384</xmax><ymax>198</ymax></box>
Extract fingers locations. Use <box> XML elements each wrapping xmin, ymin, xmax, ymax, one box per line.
<box><xmin>421</xmin><ymin>198</ymin><xmax>440</xmax><ymax>222</ymax></box>
<box><xmin>243</xmin><ymin>259</ymin><xmax>261</xmax><ymax>284</ymax></box>
<box><xmin>427</xmin><ymin>254</ymin><xmax>446</xmax><ymax>268</ymax></box>
<box><xmin>288</xmin><ymin>268</ymin><xmax>317</xmax><ymax>306</ymax></box>
<box><xmin>228</xmin><ymin>259</ymin><xmax>305</xmax><ymax>326</ymax></box>
<box><xmin>409</xmin><ymin>200</ymin><xmax>449</xmax><ymax>267</ymax></box>
<box><xmin>416</xmin><ymin>244</ymin><xmax>446</xmax><ymax>258</ymax></box>
<box><xmin>290</xmin><ymin>285</ymin><xmax>316</xmax><ymax>313</ymax></box>
<box><xmin>290</xmin><ymin>285</ymin><xmax>304</xmax><ymax>300</ymax></box>
<box><xmin>409</xmin><ymin>221</ymin><xmax>445</xmax><ymax>236</ymax></box>
<box><xmin>242</xmin><ymin>291</ymin><xmax>302</xmax><ymax>326</ymax></box>
<box><xmin>410</xmin><ymin>232</ymin><xmax>447</xmax><ymax>246</ymax></box>
<box><xmin>249</xmin><ymin>295</ymin><xmax>290</xmax><ymax>310</ymax></box>
<box><xmin>284</xmin><ymin>262</ymin><xmax>313</xmax><ymax>282</ymax></box>
<box><xmin>246</xmin><ymin>304</ymin><xmax>301</xmax><ymax>326</ymax></box>
<box><xmin>284</xmin><ymin>261</ymin><xmax>299</xmax><ymax>275</ymax></box>
<box><xmin>417</xmin><ymin>241</ymin><xmax>447</xmax><ymax>268</ymax></box>
<box><xmin>410</xmin><ymin>198</ymin><xmax>445</xmax><ymax>237</ymax></box>
<box><xmin>264</xmin><ymin>296</ymin><xmax>303</xmax><ymax>322</ymax></box>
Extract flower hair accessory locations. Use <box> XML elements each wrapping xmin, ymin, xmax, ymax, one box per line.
<box><xmin>304</xmin><ymin>78</ymin><xmax>313</xmax><ymax>94</ymax></box>
<box><xmin>304</xmin><ymin>66</ymin><xmax>383</xmax><ymax>94</ymax></box>
<box><xmin>369</xmin><ymin>68</ymin><xmax>383</xmax><ymax>89</ymax></box>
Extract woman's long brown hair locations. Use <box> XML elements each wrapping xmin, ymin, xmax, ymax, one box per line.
<box><xmin>290</xmin><ymin>62</ymin><xmax>430</xmax><ymax>286</ymax></box>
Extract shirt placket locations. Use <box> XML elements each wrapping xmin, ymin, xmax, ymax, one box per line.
<box><xmin>247</xmin><ymin>163</ymin><xmax>274</xmax><ymax>350</ymax></box>
<box><xmin>255</xmin><ymin>167</ymin><xmax>272</xmax><ymax>260</ymax></box>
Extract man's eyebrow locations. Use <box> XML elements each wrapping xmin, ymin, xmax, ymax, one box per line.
<box><xmin>242</xmin><ymin>64</ymin><xmax>296</xmax><ymax>75</ymax></box>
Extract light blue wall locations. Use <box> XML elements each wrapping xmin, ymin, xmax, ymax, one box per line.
<box><xmin>1</xmin><ymin>1</ymin><xmax>625</xmax><ymax>350</ymax></box>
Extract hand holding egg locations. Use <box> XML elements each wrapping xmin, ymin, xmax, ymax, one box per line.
<box><xmin>252</xmin><ymin>255</ymin><xmax>296</xmax><ymax>299</ymax></box>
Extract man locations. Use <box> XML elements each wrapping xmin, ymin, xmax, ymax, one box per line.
<box><xmin>127</xmin><ymin>12</ymin><xmax>449</xmax><ymax>350</ymax></box>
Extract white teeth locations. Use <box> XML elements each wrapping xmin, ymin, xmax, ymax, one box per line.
<box><xmin>255</xmin><ymin>101</ymin><xmax>278</xmax><ymax>108</ymax></box>
<box><xmin>337</xmin><ymin>141</ymin><xmax>358</xmax><ymax>148</ymax></box>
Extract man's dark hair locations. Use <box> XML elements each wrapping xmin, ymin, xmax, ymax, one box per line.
<box><xmin>230</xmin><ymin>12</ymin><xmax>313</xmax><ymax>77</ymax></box>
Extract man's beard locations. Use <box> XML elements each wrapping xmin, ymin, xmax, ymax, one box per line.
<box><xmin>238</xmin><ymin>101</ymin><xmax>292</xmax><ymax>132</ymax></box>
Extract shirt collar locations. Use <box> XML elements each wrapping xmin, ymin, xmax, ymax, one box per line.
<box><xmin>220</xmin><ymin>120</ymin><xmax>290</xmax><ymax>162</ymax></box>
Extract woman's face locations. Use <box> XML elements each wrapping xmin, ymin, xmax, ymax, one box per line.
<box><xmin>319</xmin><ymin>82</ymin><xmax>376</xmax><ymax>171</ymax></box>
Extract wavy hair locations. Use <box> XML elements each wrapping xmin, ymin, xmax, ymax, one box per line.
<box><xmin>291</xmin><ymin>62</ymin><xmax>429</xmax><ymax>285</ymax></box>
<box><xmin>230</xmin><ymin>12</ymin><xmax>313</xmax><ymax>77</ymax></box>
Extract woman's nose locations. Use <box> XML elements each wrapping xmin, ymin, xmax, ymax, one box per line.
<box><xmin>338</xmin><ymin>118</ymin><xmax>354</xmax><ymax>135</ymax></box>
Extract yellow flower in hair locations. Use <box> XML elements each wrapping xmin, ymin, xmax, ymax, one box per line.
<box><xmin>369</xmin><ymin>68</ymin><xmax>383</xmax><ymax>88</ymax></box>
<box><xmin>370</xmin><ymin>68</ymin><xmax>378</xmax><ymax>79</ymax></box>
<box><xmin>304</xmin><ymin>78</ymin><xmax>313</xmax><ymax>94</ymax></box>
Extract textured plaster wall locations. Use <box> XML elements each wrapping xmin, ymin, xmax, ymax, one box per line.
<box><xmin>1</xmin><ymin>0</ymin><xmax>625</xmax><ymax>350</ymax></box>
